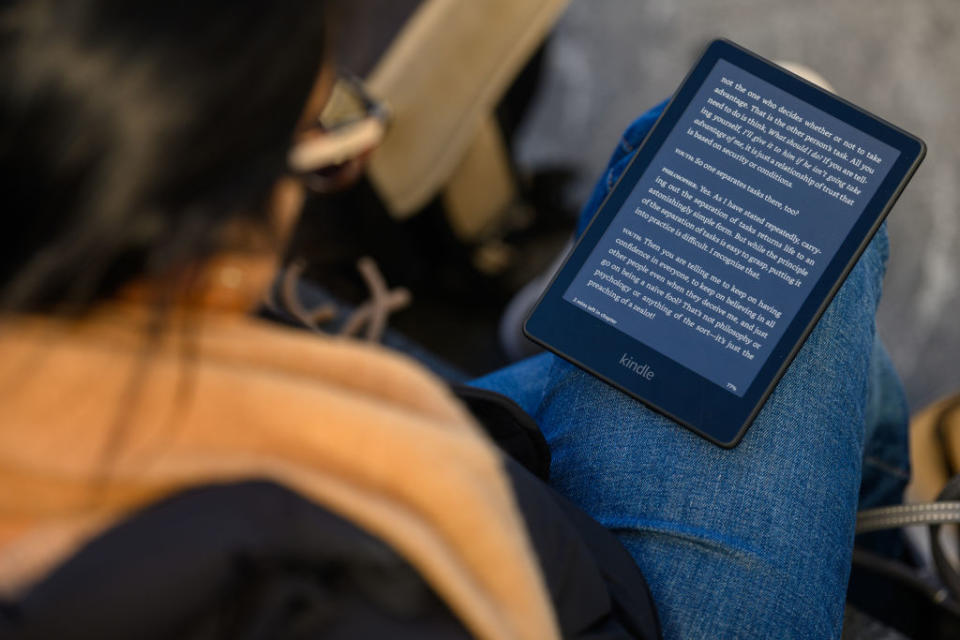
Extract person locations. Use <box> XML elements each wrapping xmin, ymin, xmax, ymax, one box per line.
<box><xmin>0</xmin><ymin>1</ymin><xmax>910</xmax><ymax>639</ymax></box>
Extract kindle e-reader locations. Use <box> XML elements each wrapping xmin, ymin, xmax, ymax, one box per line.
<box><xmin>524</xmin><ymin>39</ymin><xmax>925</xmax><ymax>447</ymax></box>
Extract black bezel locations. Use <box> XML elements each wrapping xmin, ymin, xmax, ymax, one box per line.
<box><xmin>524</xmin><ymin>39</ymin><xmax>926</xmax><ymax>448</ymax></box>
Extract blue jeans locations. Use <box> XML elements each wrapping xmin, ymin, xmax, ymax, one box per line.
<box><xmin>472</xmin><ymin>103</ymin><xmax>911</xmax><ymax>639</ymax></box>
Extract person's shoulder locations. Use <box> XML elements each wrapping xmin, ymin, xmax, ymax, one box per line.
<box><xmin>2</xmin><ymin>481</ymin><xmax>474</xmax><ymax>639</ymax></box>
<box><xmin>209</xmin><ymin>314</ymin><xmax>479</xmax><ymax>428</ymax></box>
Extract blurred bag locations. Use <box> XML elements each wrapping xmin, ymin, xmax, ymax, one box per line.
<box><xmin>847</xmin><ymin>394</ymin><xmax>960</xmax><ymax>639</ymax></box>
<box><xmin>907</xmin><ymin>394</ymin><xmax>960</xmax><ymax>504</ymax></box>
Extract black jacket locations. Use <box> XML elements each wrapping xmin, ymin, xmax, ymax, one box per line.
<box><xmin>1</xmin><ymin>388</ymin><xmax>661</xmax><ymax>639</ymax></box>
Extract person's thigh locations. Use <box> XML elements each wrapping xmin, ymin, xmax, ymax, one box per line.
<box><xmin>472</xmin><ymin>352</ymin><xmax>556</xmax><ymax>418</ymax></box>
<box><xmin>476</xmin><ymin>226</ymin><xmax>890</xmax><ymax>639</ymax></box>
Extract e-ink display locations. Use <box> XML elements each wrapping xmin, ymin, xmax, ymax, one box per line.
<box><xmin>563</xmin><ymin>59</ymin><xmax>900</xmax><ymax>396</ymax></box>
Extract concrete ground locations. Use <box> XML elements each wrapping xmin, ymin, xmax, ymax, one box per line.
<box><xmin>515</xmin><ymin>0</ymin><xmax>960</xmax><ymax>411</ymax></box>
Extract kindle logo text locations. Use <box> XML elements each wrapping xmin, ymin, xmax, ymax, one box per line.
<box><xmin>619</xmin><ymin>353</ymin><xmax>655</xmax><ymax>380</ymax></box>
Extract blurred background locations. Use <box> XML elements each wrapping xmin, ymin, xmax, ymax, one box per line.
<box><xmin>319</xmin><ymin>0</ymin><xmax>958</xmax><ymax>412</ymax></box>
<box><xmin>2</xmin><ymin>3</ymin><xmax>956</xmax><ymax>638</ymax></box>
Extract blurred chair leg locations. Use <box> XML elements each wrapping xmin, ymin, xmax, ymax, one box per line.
<box><xmin>442</xmin><ymin>114</ymin><xmax>518</xmax><ymax>242</ymax></box>
<box><xmin>366</xmin><ymin>0</ymin><xmax>570</xmax><ymax>219</ymax></box>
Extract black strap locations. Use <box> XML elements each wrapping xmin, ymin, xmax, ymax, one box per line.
<box><xmin>850</xmin><ymin>470</ymin><xmax>960</xmax><ymax>638</ymax></box>
<box><xmin>848</xmin><ymin>548</ymin><xmax>960</xmax><ymax>638</ymax></box>
<box><xmin>450</xmin><ymin>384</ymin><xmax>551</xmax><ymax>482</ymax></box>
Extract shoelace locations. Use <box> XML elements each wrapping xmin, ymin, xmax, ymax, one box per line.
<box><xmin>268</xmin><ymin>256</ymin><xmax>411</xmax><ymax>342</ymax></box>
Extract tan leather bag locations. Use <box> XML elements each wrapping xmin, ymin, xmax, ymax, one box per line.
<box><xmin>906</xmin><ymin>394</ymin><xmax>960</xmax><ymax>504</ymax></box>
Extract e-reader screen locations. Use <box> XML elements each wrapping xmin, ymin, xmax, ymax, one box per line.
<box><xmin>525</xmin><ymin>40</ymin><xmax>924</xmax><ymax>446</ymax></box>
<box><xmin>562</xmin><ymin>58</ymin><xmax>899</xmax><ymax>396</ymax></box>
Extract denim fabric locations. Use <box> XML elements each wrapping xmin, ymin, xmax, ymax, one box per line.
<box><xmin>473</xmin><ymin>104</ymin><xmax>911</xmax><ymax>639</ymax></box>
